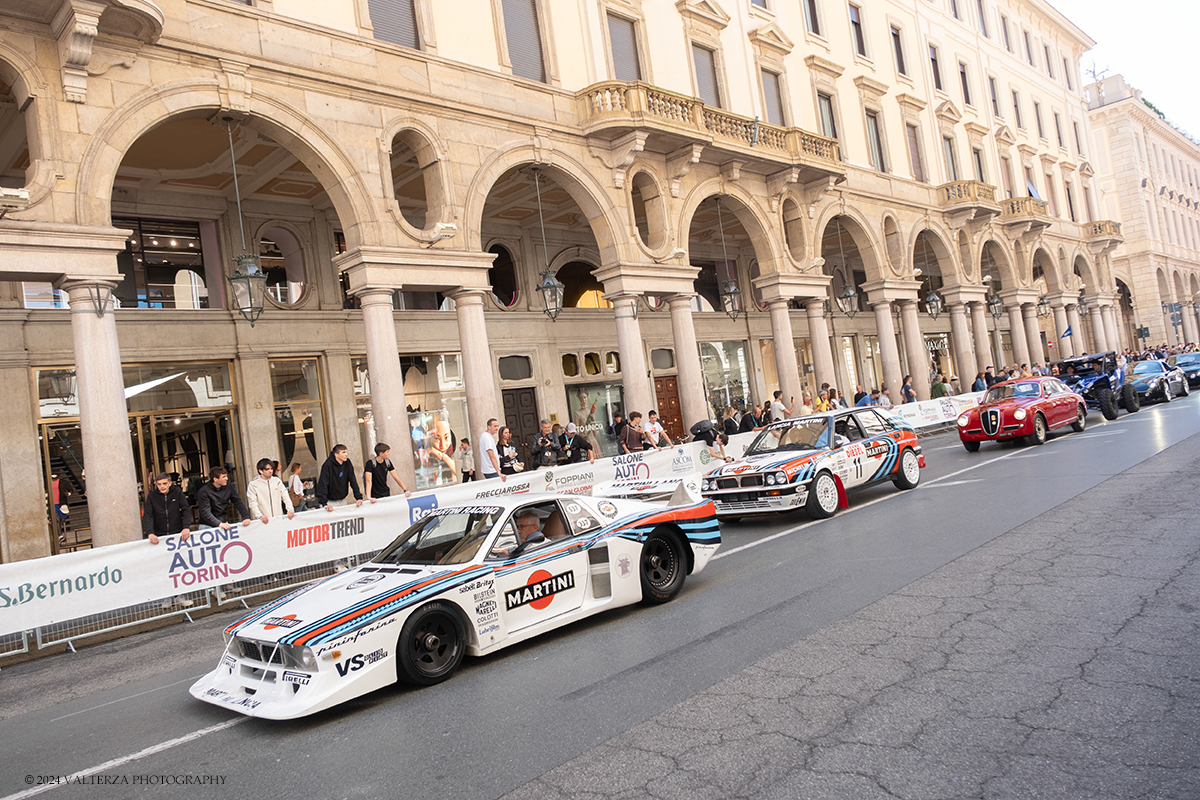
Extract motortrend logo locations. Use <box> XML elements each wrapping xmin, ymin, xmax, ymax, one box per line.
<box><xmin>504</xmin><ymin>569</ymin><xmax>575</xmax><ymax>611</ymax></box>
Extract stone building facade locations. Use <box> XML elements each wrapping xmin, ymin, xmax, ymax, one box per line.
<box><xmin>0</xmin><ymin>0</ymin><xmax>1127</xmax><ymax>561</ymax></box>
<box><xmin>1086</xmin><ymin>74</ymin><xmax>1200</xmax><ymax>348</ymax></box>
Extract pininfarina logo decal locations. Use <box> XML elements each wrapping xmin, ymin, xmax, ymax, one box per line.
<box><xmin>504</xmin><ymin>570</ymin><xmax>575</xmax><ymax>611</ymax></box>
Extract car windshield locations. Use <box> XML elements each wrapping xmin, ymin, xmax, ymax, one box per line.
<box><xmin>1131</xmin><ymin>361</ymin><xmax>1164</xmax><ymax>375</ymax></box>
<box><xmin>985</xmin><ymin>382</ymin><xmax>1041</xmax><ymax>402</ymax></box>
<box><xmin>746</xmin><ymin>417</ymin><xmax>832</xmax><ymax>455</ymax></box>
<box><xmin>1175</xmin><ymin>354</ymin><xmax>1200</xmax><ymax>367</ymax></box>
<box><xmin>374</xmin><ymin>506</ymin><xmax>504</xmax><ymax>565</ymax></box>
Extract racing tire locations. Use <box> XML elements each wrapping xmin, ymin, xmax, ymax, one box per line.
<box><xmin>1162</xmin><ymin>383</ymin><xmax>1172</xmax><ymax>403</ymax></box>
<box><xmin>962</xmin><ymin>440</ymin><xmax>981</xmax><ymax>453</ymax></box>
<box><xmin>640</xmin><ymin>529</ymin><xmax>686</xmax><ymax>604</ymax></box>
<box><xmin>1097</xmin><ymin>388</ymin><xmax>1119</xmax><ymax>421</ymax></box>
<box><xmin>893</xmin><ymin>449</ymin><xmax>921</xmax><ymax>489</ymax></box>
<box><xmin>396</xmin><ymin>602</ymin><xmax>466</xmax><ymax>686</ymax></box>
<box><xmin>1121</xmin><ymin>383</ymin><xmax>1140</xmax><ymax>413</ymax></box>
<box><xmin>1071</xmin><ymin>405</ymin><xmax>1086</xmax><ymax>432</ymax></box>
<box><xmin>1181</xmin><ymin>381</ymin><xmax>1190</xmax><ymax>398</ymax></box>
<box><xmin>805</xmin><ymin>471</ymin><xmax>839</xmax><ymax>519</ymax></box>
<box><xmin>1028</xmin><ymin>413</ymin><xmax>1048</xmax><ymax>445</ymax></box>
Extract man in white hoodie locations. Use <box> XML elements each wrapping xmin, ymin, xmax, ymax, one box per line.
<box><xmin>246</xmin><ymin>458</ymin><xmax>296</xmax><ymax>524</ymax></box>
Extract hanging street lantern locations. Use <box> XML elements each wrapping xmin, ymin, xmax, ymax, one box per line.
<box><xmin>1037</xmin><ymin>294</ymin><xmax>1052</xmax><ymax>317</ymax></box>
<box><xmin>720</xmin><ymin>279</ymin><xmax>742</xmax><ymax>321</ymax></box>
<box><xmin>224</xmin><ymin>118</ymin><xmax>267</xmax><ymax>327</ymax></box>
<box><xmin>987</xmin><ymin>293</ymin><xmax>1004</xmax><ymax>319</ymax></box>
<box><xmin>925</xmin><ymin>286</ymin><xmax>943</xmax><ymax>320</ymax></box>
<box><xmin>537</xmin><ymin>268</ymin><xmax>565</xmax><ymax>321</ymax></box>
<box><xmin>229</xmin><ymin>252</ymin><xmax>267</xmax><ymax>326</ymax></box>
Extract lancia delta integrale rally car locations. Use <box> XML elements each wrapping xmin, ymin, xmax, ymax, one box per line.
<box><xmin>956</xmin><ymin>376</ymin><xmax>1087</xmax><ymax>451</ymax></box>
<box><xmin>190</xmin><ymin>491</ymin><xmax>719</xmax><ymax>719</ymax></box>
<box><xmin>700</xmin><ymin>408</ymin><xmax>924</xmax><ymax>519</ymax></box>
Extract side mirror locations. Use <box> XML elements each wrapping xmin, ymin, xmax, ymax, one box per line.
<box><xmin>834</xmin><ymin>434</ymin><xmax>849</xmax><ymax>449</ymax></box>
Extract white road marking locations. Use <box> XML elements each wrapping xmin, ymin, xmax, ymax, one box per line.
<box><xmin>713</xmin><ymin>446</ymin><xmax>1027</xmax><ymax>561</ymax></box>
<box><xmin>0</xmin><ymin>717</ymin><xmax>247</xmax><ymax>800</ymax></box>
<box><xmin>1072</xmin><ymin>429</ymin><xmax>1128</xmax><ymax>439</ymax></box>
<box><xmin>50</xmin><ymin>675</ymin><xmax>205</xmax><ymax>722</ymax></box>
<box><xmin>921</xmin><ymin>479</ymin><xmax>985</xmax><ymax>488</ymax></box>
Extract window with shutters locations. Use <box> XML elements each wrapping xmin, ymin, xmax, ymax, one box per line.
<box><xmin>1044</xmin><ymin>173</ymin><xmax>1058</xmax><ymax>216</ymax></box>
<box><xmin>1064</xmin><ymin>180</ymin><xmax>1077</xmax><ymax>222</ymax></box>
<box><xmin>817</xmin><ymin>93</ymin><xmax>838</xmax><ymax>139</ymax></box>
<box><xmin>958</xmin><ymin>62</ymin><xmax>971</xmax><ymax>106</ymax></box>
<box><xmin>988</xmin><ymin>76</ymin><xmax>1001</xmax><ymax>117</ymax></box>
<box><xmin>976</xmin><ymin>0</ymin><xmax>988</xmax><ymax>36</ymax></box>
<box><xmin>501</xmin><ymin>0</ymin><xmax>547</xmax><ymax>82</ymax></box>
<box><xmin>369</xmin><ymin>0</ymin><xmax>420</xmax><ymax>49</ymax></box>
<box><xmin>1073</xmin><ymin>121</ymin><xmax>1084</xmax><ymax>156</ymax></box>
<box><xmin>1000</xmin><ymin>155</ymin><xmax>1014</xmax><ymax>198</ymax></box>
<box><xmin>1054</xmin><ymin>112</ymin><xmax>1064</xmax><ymax>148</ymax></box>
<box><xmin>929</xmin><ymin>46</ymin><xmax>942</xmax><ymax>91</ymax></box>
<box><xmin>692</xmin><ymin>44</ymin><xmax>721</xmax><ymax>108</ymax></box>
<box><xmin>849</xmin><ymin>5</ymin><xmax>866</xmax><ymax>57</ymax></box>
<box><xmin>1012</xmin><ymin>90</ymin><xmax>1023</xmax><ymax>128</ymax></box>
<box><xmin>606</xmin><ymin>13</ymin><xmax>642</xmax><ymax>81</ymax></box>
<box><xmin>761</xmin><ymin>70</ymin><xmax>785</xmax><ymax>126</ymax></box>
<box><xmin>906</xmin><ymin>124</ymin><xmax>925</xmax><ymax>182</ymax></box>
<box><xmin>1023</xmin><ymin>30</ymin><xmax>1034</xmax><ymax>65</ymax></box>
<box><xmin>972</xmin><ymin>148</ymin><xmax>986</xmax><ymax>182</ymax></box>
<box><xmin>1000</xmin><ymin>14</ymin><xmax>1011</xmax><ymax>51</ymax></box>
<box><xmin>1034</xmin><ymin>101</ymin><xmax>1045</xmax><ymax>139</ymax></box>
<box><xmin>1044</xmin><ymin>45</ymin><xmax>1054</xmax><ymax>78</ymax></box>
<box><xmin>942</xmin><ymin>136</ymin><xmax>958</xmax><ymax>181</ymax></box>
<box><xmin>891</xmin><ymin>26</ymin><xmax>907</xmax><ymax>75</ymax></box>
<box><xmin>865</xmin><ymin>111</ymin><xmax>885</xmax><ymax>172</ymax></box>
<box><xmin>1062</xmin><ymin>58</ymin><xmax>1073</xmax><ymax>90</ymax></box>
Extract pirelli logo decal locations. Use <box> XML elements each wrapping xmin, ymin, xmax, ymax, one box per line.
<box><xmin>504</xmin><ymin>570</ymin><xmax>575</xmax><ymax>611</ymax></box>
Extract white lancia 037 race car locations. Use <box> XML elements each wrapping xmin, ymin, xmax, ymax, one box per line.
<box><xmin>191</xmin><ymin>488</ymin><xmax>719</xmax><ymax>719</ymax></box>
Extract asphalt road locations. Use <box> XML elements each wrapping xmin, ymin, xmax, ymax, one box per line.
<box><xmin>2</xmin><ymin>395</ymin><xmax>1198</xmax><ymax>800</ymax></box>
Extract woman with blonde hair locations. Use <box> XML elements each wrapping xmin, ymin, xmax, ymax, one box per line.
<box><xmin>722</xmin><ymin>406</ymin><xmax>739</xmax><ymax>437</ymax></box>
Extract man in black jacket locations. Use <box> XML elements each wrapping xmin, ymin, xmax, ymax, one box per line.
<box><xmin>316</xmin><ymin>444</ymin><xmax>364</xmax><ymax>512</ymax></box>
<box><xmin>195</xmin><ymin>467</ymin><xmax>252</xmax><ymax>531</ymax></box>
<box><xmin>529</xmin><ymin>419</ymin><xmax>561</xmax><ymax>469</ymax></box>
<box><xmin>143</xmin><ymin>473</ymin><xmax>192</xmax><ymax>545</ymax></box>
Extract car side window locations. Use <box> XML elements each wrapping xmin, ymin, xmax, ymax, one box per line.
<box><xmin>855</xmin><ymin>410</ymin><xmax>890</xmax><ymax>436</ymax></box>
<box><xmin>556</xmin><ymin>499</ymin><xmax>602</xmax><ymax>536</ymax></box>
<box><xmin>835</xmin><ymin>415</ymin><xmax>866</xmax><ymax>442</ymax></box>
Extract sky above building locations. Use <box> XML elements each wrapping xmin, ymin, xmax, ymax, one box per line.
<box><xmin>1050</xmin><ymin>0</ymin><xmax>1200</xmax><ymax>137</ymax></box>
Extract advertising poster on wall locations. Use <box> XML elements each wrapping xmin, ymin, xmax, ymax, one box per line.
<box><xmin>408</xmin><ymin>405</ymin><xmax>466</xmax><ymax>490</ymax></box>
<box><xmin>566</xmin><ymin>383</ymin><xmax>624</xmax><ymax>458</ymax></box>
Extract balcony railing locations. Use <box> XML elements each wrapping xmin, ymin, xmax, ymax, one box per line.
<box><xmin>937</xmin><ymin>180</ymin><xmax>997</xmax><ymax>206</ymax></box>
<box><xmin>999</xmin><ymin>197</ymin><xmax>1049</xmax><ymax>218</ymax></box>
<box><xmin>1086</xmin><ymin>220</ymin><xmax>1122</xmax><ymax>238</ymax></box>
<box><xmin>577</xmin><ymin>81</ymin><xmax>840</xmax><ymax>164</ymax></box>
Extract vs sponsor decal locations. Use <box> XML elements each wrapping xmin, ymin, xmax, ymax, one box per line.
<box><xmin>504</xmin><ymin>570</ymin><xmax>575</xmax><ymax>611</ymax></box>
<box><xmin>262</xmin><ymin>614</ymin><xmax>302</xmax><ymax>630</ymax></box>
<box><xmin>336</xmin><ymin>648</ymin><xmax>388</xmax><ymax>676</ymax></box>
<box><xmin>409</xmin><ymin>494</ymin><xmax>439</xmax><ymax>525</ymax></box>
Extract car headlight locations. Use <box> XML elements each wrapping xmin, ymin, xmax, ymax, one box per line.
<box><xmin>775</xmin><ymin>471</ymin><xmax>788</xmax><ymax>485</ymax></box>
<box><xmin>702</xmin><ymin>479</ymin><xmax>712</xmax><ymax>491</ymax></box>
<box><xmin>1014</xmin><ymin>408</ymin><xmax>1027</xmax><ymax>420</ymax></box>
<box><xmin>957</xmin><ymin>414</ymin><xmax>970</xmax><ymax>427</ymax></box>
<box><xmin>765</xmin><ymin>473</ymin><xmax>776</xmax><ymax>485</ymax></box>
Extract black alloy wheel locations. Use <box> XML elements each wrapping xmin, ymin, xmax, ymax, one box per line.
<box><xmin>640</xmin><ymin>529</ymin><xmax>686</xmax><ymax>604</ymax></box>
<box><xmin>396</xmin><ymin>602</ymin><xmax>466</xmax><ymax>686</ymax></box>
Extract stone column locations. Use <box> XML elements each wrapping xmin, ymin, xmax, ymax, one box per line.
<box><xmin>359</xmin><ymin>289</ymin><xmax>415</xmax><ymax>489</ymax></box>
<box><xmin>0</xmin><ymin>354</ymin><xmax>49</xmax><ymax>561</ymax></box>
<box><xmin>451</xmin><ymin>290</ymin><xmax>500</xmax><ymax>444</ymax></box>
<box><xmin>1023</xmin><ymin>304</ymin><xmax>1045</xmax><ymax>365</ymax></box>
<box><xmin>668</xmin><ymin>294</ymin><xmax>708</xmax><ymax>429</ymax></box>
<box><xmin>1066</xmin><ymin>304</ymin><xmax>1085</xmax><ymax>356</ymax></box>
<box><xmin>610</xmin><ymin>292</ymin><xmax>653</xmax><ymax>417</ymax></box>
<box><xmin>766</xmin><ymin>299</ymin><xmax>803</xmax><ymax>407</ymax></box>
<box><xmin>969</xmin><ymin>302</ymin><xmax>995</xmax><ymax>372</ymax></box>
<box><xmin>803</xmin><ymin>300</ymin><xmax>837</xmax><ymax>392</ymax></box>
<box><xmin>948</xmin><ymin>303</ymin><xmax>977</xmax><ymax>387</ymax></box>
<box><xmin>1007</xmin><ymin>305</ymin><xmax>1030</xmax><ymax>367</ymax></box>
<box><xmin>62</xmin><ymin>280</ymin><xmax>140</xmax><ymax>546</ymax></box>
<box><xmin>1179</xmin><ymin>302</ymin><xmax>1198</xmax><ymax>345</ymax></box>
<box><xmin>1101</xmin><ymin>305</ymin><xmax>1120</xmax><ymax>351</ymax></box>
<box><xmin>871</xmin><ymin>301</ymin><xmax>904</xmax><ymax>399</ymax></box>
<box><xmin>1088</xmin><ymin>305</ymin><xmax>1108</xmax><ymax>352</ymax></box>
<box><xmin>898</xmin><ymin>301</ymin><xmax>931</xmax><ymax>400</ymax></box>
<box><xmin>1052</xmin><ymin>304</ymin><xmax>1073</xmax><ymax>359</ymax></box>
